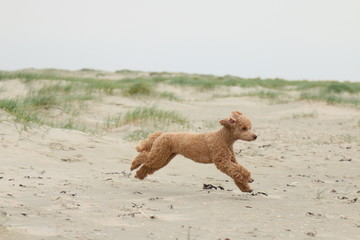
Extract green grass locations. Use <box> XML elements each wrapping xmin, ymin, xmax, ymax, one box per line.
<box><xmin>2</xmin><ymin>69</ymin><xmax>360</xmax><ymax>96</ymax></box>
<box><xmin>0</xmin><ymin>70</ymin><xmax>124</xmax><ymax>95</ymax></box>
<box><xmin>0</xmin><ymin>71</ymin><xmax>186</xmax><ymax>133</ymax></box>
<box><xmin>29</xmin><ymin>84</ymin><xmax>96</xmax><ymax>111</ymax></box>
<box><xmin>213</xmin><ymin>90</ymin><xmax>290</xmax><ymax>104</ymax></box>
<box><xmin>244</xmin><ymin>90</ymin><xmax>282</xmax><ymax>99</ymax></box>
<box><xmin>105</xmin><ymin>105</ymin><xmax>189</xmax><ymax>140</ymax></box>
<box><xmin>300</xmin><ymin>92</ymin><xmax>360</xmax><ymax>107</ymax></box>
<box><xmin>38</xmin><ymin>83</ymin><xmax>77</xmax><ymax>94</ymax></box>
<box><xmin>105</xmin><ymin>105</ymin><xmax>188</xmax><ymax>129</ymax></box>
<box><xmin>124</xmin><ymin>105</ymin><xmax>187</xmax><ymax>125</ymax></box>
<box><xmin>123</xmin><ymin>128</ymin><xmax>158</xmax><ymax>141</ymax></box>
<box><xmin>2</xmin><ymin>69</ymin><xmax>360</xmax><ymax>92</ymax></box>
<box><xmin>49</xmin><ymin>118</ymin><xmax>87</xmax><ymax>132</ymax></box>
<box><xmin>291</xmin><ymin>111</ymin><xmax>318</xmax><ymax>119</ymax></box>
<box><xmin>1</xmin><ymin>69</ymin><xmax>359</xmax><ymax>134</ymax></box>
<box><xmin>324</xmin><ymin>83</ymin><xmax>360</xmax><ymax>94</ymax></box>
<box><xmin>0</xmin><ymin>81</ymin><xmax>96</xmax><ymax>128</ymax></box>
<box><xmin>0</xmin><ymin>70</ymin><xmax>182</xmax><ymax>100</ymax></box>
<box><xmin>0</xmin><ymin>98</ymin><xmax>43</xmax><ymax>124</ymax></box>
<box><xmin>122</xmin><ymin>82</ymin><xmax>154</xmax><ymax>96</ymax></box>
<box><xmin>104</xmin><ymin>114</ymin><xmax>122</xmax><ymax>129</ymax></box>
<box><xmin>157</xmin><ymin>91</ymin><xmax>181</xmax><ymax>101</ymax></box>
<box><xmin>164</xmin><ymin>76</ymin><xmax>218</xmax><ymax>90</ymax></box>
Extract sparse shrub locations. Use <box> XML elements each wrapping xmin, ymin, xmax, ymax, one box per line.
<box><xmin>157</xmin><ymin>91</ymin><xmax>181</xmax><ymax>101</ymax></box>
<box><xmin>38</xmin><ymin>84</ymin><xmax>75</xmax><ymax>94</ymax></box>
<box><xmin>0</xmin><ymin>98</ymin><xmax>43</xmax><ymax>124</ymax></box>
<box><xmin>105</xmin><ymin>105</ymin><xmax>189</xmax><ymax>131</ymax></box>
<box><xmin>122</xmin><ymin>105</ymin><xmax>188</xmax><ymax>126</ymax></box>
<box><xmin>122</xmin><ymin>82</ymin><xmax>153</xmax><ymax>96</ymax></box>
<box><xmin>325</xmin><ymin>83</ymin><xmax>359</xmax><ymax>94</ymax></box>
<box><xmin>51</xmin><ymin>118</ymin><xmax>87</xmax><ymax>132</ymax></box>
<box><xmin>80</xmin><ymin>68</ymin><xmax>96</xmax><ymax>72</ymax></box>
<box><xmin>124</xmin><ymin>129</ymin><xmax>156</xmax><ymax>141</ymax></box>
<box><xmin>0</xmin><ymin>99</ymin><xmax>18</xmax><ymax>113</ymax></box>
<box><xmin>85</xmin><ymin>80</ymin><xmax>120</xmax><ymax>94</ymax></box>
<box><xmin>26</xmin><ymin>95</ymin><xmax>57</xmax><ymax>108</ymax></box>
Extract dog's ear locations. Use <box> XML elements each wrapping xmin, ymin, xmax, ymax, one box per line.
<box><xmin>219</xmin><ymin>117</ymin><xmax>236</xmax><ymax>127</ymax></box>
<box><xmin>229</xmin><ymin>117</ymin><xmax>236</xmax><ymax>124</ymax></box>
<box><xmin>231</xmin><ymin>111</ymin><xmax>243</xmax><ymax>117</ymax></box>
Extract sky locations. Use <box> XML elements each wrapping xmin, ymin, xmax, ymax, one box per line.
<box><xmin>0</xmin><ymin>0</ymin><xmax>359</xmax><ymax>81</ymax></box>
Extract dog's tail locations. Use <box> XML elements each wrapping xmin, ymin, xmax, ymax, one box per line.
<box><xmin>135</xmin><ymin>131</ymin><xmax>163</xmax><ymax>152</ymax></box>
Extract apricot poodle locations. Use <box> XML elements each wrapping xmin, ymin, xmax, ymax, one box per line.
<box><xmin>130</xmin><ymin>111</ymin><xmax>257</xmax><ymax>192</ymax></box>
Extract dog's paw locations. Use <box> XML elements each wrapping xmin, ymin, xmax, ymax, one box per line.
<box><xmin>130</xmin><ymin>165</ymin><xmax>138</xmax><ymax>171</ymax></box>
<box><xmin>135</xmin><ymin>169</ymin><xmax>146</xmax><ymax>180</ymax></box>
<box><xmin>240</xmin><ymin>185</ymin><xmax>253</xmax><ymax>193</ymax></box>
<box><xmin>135</xmin><ymin>173</ymin><xmax>145</xmax><ymax>180</ymax></box>
<box><xmin>243</xmin><ymin>171</ymin><xmax>254</xmax><ymax>183</ymax></box>
<box><xmin>234</xmin><ymin>180</ymin><xmax>253</xmax><ymax>193</ymax></box>
<box><xmin>240</xmin><ymin>183</ymin><xmax>253</xmax><ymax>192</ymax></box>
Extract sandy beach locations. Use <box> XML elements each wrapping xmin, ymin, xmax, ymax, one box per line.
<box><xmin>1</xmin><ymin>72</ymin><xmax>360</xmax><ymax>240</ymax></box>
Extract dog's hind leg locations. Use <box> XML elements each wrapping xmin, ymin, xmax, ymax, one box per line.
<box><xmin>135</xmin><ymin>131</ymin><xmax>163</xmax><ymax>152</ymax></box>
<box><xmin>143</xmin><ymin>153</ymin><xmax>177</xmax><ymax>176</ymax></box>
<box><xmin>135</xmin><ymin>152</ymin><xmax>176</xmax><ymax>180</ymax></box>
<box><xmin>130</xmin><ymin>131</ymin><xmax>163</xmax><ymax>171</ymax></box>
<box><xmin>135</xmin><ymin>139</ymin><xmax>175</xmax><ymax>180</ymax></box>
<box><xmin>130</xmin><ymin>152</ymin><xmax>148</xmax><ymax>171</ymax></box>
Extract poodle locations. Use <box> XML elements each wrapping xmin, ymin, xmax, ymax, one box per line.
<box><xmin>130</xmin><ymin>111</ymin><xmax>257</xmax><ymax>192</ymax></box>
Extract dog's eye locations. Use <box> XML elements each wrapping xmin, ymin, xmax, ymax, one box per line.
<box><xmin>242</xmin><ymin>127</ymin><xmax>247</xmax><ymax>131</ymax></box>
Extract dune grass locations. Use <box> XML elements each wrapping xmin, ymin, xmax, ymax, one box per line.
<box><xmin>123</xmin><ymin>105</ymin><xmax>188</xmax><ymax>125</ymax></box>
<box><xmin>300</xmin><ymin>91</ymin><xmax>360</xmax><ymax>107</ymax></box>
<box><xmin>105</xmin><ymin>105</ymin><xmax>189</xmax><ymax>140</ymax></box>
<box><xmin>0</xmin><ymin>81</ymin><xmax>95</xmax><ymax>131</ymax></box>
<box><xmin>1</xmin><ymin>69</ymin><xmax>359</xmax><ymax>133</ymax></box>
<box><xmin>105</xmin><ymin>105</ymin><xmax>188</xmax><ymax>128</ymax></box>
<box><xmin>0</xmin><ymin>70</ymin><xmax>184</xmax><ymax>101</ymax></box>
<box><xmin>0</xmin><ymin>98</ymin><xmax>43</xmax><ymax>125</ymax></box>
<box><xmin>242</xmin><ymin>90</ymin><xmax>289</xmax><ymax>103</ymax></box>
<box><xmin>291</xmin><ymin>111</ymin><xmax>318</xmax><ymax>119</ymax></box>
<box><xmin>121</xmin><ymin>82</ymin><xmax>153</xmax><ymax>96</ymax></box>
<box><xmin>212</xmin><ymin>90</ymin><xmax>291</xmax><ymax>104</ymax></box>
<box><xmin>324</xmin><ymin>83</ymin><xmax>360</xmax><ymax>94</ymax></box>
<box><xmin>123</xmin><ymin>128</ymin><xmax>161</xmax><ymax>141</ymax></box>
<box><xmin>2</xmin><ymin>69</ymin><xmax>360</xmax><ymax>92</ymax></box>
<box><xmin>2</xmin><ymin>69</ymin><xmax>359</xmax><ymax>95</ymax></box>
<box><xmin>0</xmin><ymin>70</ymin><xmax>125</xmax><ymax>95</ymax></box>
<box><xmin>49</xmin><ymin>118</ymin><xmax>88</xmax><ymax>132</ymax></box>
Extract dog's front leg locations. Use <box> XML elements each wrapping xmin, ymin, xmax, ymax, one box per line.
<box><xmin>229</xmin><ymin>146</ymin><xmax>254</xmax><ymax>183</ymax></box>
<box><xmin>212</xmin><ymin>150</ymin><xmax>253</xmax><ymax>192</ymax></box>
<box><xmin>233</xmin><ymin>180</ymin><xmax>252</xmax><ymax>192</ymax></box>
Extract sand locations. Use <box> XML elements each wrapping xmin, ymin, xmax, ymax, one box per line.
<box><xmin>1</xmin><ymin>82</ymin><xmax>360</xmax><ymax>239</ymax></box>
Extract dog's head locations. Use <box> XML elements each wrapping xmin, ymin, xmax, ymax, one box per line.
<box><xmin>219</xmin><ymin>111</ymin><xmax>257</xmax><ymax>141</ymax></box>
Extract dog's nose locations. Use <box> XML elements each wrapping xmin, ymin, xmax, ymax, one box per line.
<box><xmin>253</xmin><ymin>135</ymin><xmax>257</xmax><ymax>140</ymax></box>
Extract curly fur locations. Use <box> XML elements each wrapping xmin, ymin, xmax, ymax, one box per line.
<box><xmin>130</xmin><ymin>111</ymin><xmax>257</xmax><ymax>192</ymax></box>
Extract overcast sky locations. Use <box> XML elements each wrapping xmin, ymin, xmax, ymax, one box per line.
<box><xmin>1</xmin><ymin>0</ymin><xmax>359</xmax><ymax>81</ymax></box>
